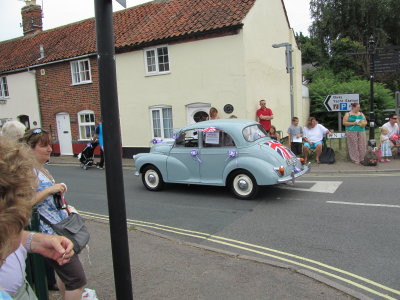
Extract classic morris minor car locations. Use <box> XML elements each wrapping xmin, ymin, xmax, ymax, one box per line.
<box><xmin>133</xmin><ymin>119</ymin><xmax>310</xmax><ymax>199</ymax></box>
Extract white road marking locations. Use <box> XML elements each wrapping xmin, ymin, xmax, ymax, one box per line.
<box><xmin>278</xmin><ymin>181</ymin><xmax>342</xmax><ymax>194</ymax></box>
<box><xmin>327</xmin><ymin>201</ymin><xmax>400</xmax><ymax>208</ymax></box>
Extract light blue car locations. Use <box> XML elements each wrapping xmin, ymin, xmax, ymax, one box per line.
<box><xmin>133</xmin><ymin>119</ymin><xmax>310</xmax><ymax>199</ymax></box>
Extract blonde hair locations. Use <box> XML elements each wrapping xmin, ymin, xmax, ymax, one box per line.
<box><xmin>0</xmin><ymin>137</ymin><xmax>36</xmax><ymax>260</ymax></box>
<box><xmin>2</xmin><ymin>121</ymin><xmax>26</xmax><ymax>140</ymax></box>
<box><xmin>380</xmin><ymin>127</ymin><xmax>388</xmax><ymax>134</ymax></box>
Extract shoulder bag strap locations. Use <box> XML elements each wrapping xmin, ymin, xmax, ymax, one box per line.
<box><xmin>39</xmin><ymin>214</ymin><xmax>53</xmax><ymax>226</ymax></box>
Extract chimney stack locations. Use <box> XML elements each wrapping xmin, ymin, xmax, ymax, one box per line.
<box><xmin>21</xmin><ymin>1</ymin><xmax>43</xmax><ymax>36</ymax></box>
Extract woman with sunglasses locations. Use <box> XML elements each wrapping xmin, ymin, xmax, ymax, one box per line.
<box><xmin>22</xmin><ymin>128</ymin><xmax>87</xmax><ymax>300</ymax></box>
<box><xmin>0</xmin><ymin>137</ymin><xmax>74</xmax><ymax>300</ymax></box>
<box><xmin>382</xmin><ymin>114</ymin><xmax>400</xmax><ymax>152</ymax></box>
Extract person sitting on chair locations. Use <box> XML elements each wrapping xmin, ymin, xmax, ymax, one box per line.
<box><xmin>303</xmin><ymin>117</ymin><xmax>332</xmax><ymax>164</ymax></box>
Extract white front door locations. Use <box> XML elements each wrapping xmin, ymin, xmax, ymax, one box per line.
<box><xmin>56</xmin><ymin>113</ymin><xmax>73</xmax><ymax>155</ymax></box>
<box><xmin>186</xmin><ymin>103</ymin><xmax>211</xmax><ymax>125</ymax></box>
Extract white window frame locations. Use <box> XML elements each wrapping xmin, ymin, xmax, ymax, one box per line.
<box><xmin>144</xmin><ymin>45</ymin><xmax>170</xmax><ymax>76</ymax></box>
<box><xmin>70</xmin><ymin>59</ymin><xmax>92</xmax><ymax>85</ymax></box>
<box><xmin>77</xmin><ymin>110</ymin><xmax>95</xmax><ymax>140</ymax></box>
<box><xmin>0</xmin><ymin>77</ymin><xmax>9</xmax><ymax>99</ymax></box>
<box><xmin>150</xmin><ymin>106</ymin><xmax>173</xmax><ymax>139</ymax></box>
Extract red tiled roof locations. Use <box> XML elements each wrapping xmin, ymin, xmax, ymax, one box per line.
<box><xmin>0</xmin><ymin>0</ymin><xmax>256</xmax><ymax>73</ymax></box>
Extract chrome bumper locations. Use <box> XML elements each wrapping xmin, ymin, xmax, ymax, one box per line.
<box><xmin>277</xmin><ymin>163</ymin><xmax>311</xmax><ymax>184</ymax></box>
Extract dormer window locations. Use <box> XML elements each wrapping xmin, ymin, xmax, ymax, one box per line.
<box><xmin>144</xmin><ymin>46</ymin><xmax>170</xmax><ymax>76</ymax></box>
<box><xmin>71</xmin><ymin>59</ymin><xmax>92</xmax><ymax>85</ymax></box>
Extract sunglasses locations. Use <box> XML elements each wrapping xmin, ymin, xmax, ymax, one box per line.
<box><xmin>391</xmin><ymin>117</ymin><xmax>398</xmax><ymax>120</ymax></box>
<box><xmin>25</xmin><ymin>128</ymin><xmax>44</xmax><ymax>143</ymax></box>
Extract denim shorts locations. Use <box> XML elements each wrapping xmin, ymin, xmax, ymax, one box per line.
<box><xmin>303</xmin><ymin>140</ymin><xmax>322</xmax><ymax>149</ymax></box>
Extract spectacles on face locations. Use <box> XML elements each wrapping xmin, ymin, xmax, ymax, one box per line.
<box><xmin>391</xmin><ymin>117</ymin><xmax>397</xmax><ymax>120</ymax></box>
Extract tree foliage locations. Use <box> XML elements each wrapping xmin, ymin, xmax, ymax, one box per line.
<box><xmin>301</xmin><ymin>0</ymin><xmax>399</xmax><ymax>130</ymax></box>
<box><xmin>308</xmin><ymin>69</ymin><xmax>394</xmax><ymax>129</ymax></box>
<box><xmin>309</xmin><ymin>0</ymin><xmax>400</xmax><ymax>48</ymax></box>
<box><xmin>295</xmin><ymin>33</ymin><xmax>327</xmax><ymax>65</ymax></box>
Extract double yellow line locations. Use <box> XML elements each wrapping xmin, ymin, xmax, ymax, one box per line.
<box><xmin>80</xmin><ymin>210</ymin><xmax>399</xmax><ymax>300</ymax></box>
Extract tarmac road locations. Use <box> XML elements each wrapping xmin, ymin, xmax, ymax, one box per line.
<box><xmin>49</xmin><ymin>162</ymin><xmax>400</xmax><ymax>299</ymax></box>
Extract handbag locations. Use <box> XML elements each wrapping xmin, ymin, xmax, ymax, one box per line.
<box><xmin>39</xmin><ymin>195</ymin><xmax>90</xmax><ymax>254</ymax></box>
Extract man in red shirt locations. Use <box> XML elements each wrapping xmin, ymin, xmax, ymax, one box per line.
<box><xmin>256</xmin><ymin>99</ymin><xmax>274</xmax><ymax>132</ymax></box>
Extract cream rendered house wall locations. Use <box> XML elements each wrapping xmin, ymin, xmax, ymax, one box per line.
<box><xmin>117</xmin><ymin>35</ymin><xmax>246</xmax><ymax>148</ymax></box>
<box><xmin>0</xmin><ymin>71</ymin><xmax>41</xmax><ymax>127</ymax></box>
<box><xmin>241</xmin><ymin>0</ymin><xmax>304</xmax><ymax>134</ymax></box>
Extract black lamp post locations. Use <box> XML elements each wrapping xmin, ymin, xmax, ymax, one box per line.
<box><xmin>368</xmin><ymin>35</ymin><xmax>376</xmax><ymax>146</ymax></box>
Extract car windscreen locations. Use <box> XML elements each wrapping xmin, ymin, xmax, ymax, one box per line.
<box><xmin>242</xmin><ymin>124</ymin><xmax>267</xmax><ymax>142</ymax></box>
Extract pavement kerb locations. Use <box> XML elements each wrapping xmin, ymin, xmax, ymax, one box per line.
<box><xmin>83</xmin><ymin>216</ymin><xmax>371</xmax><ymax>300</ymax></box>
<box><xmin>305</xmin><ymin>168</ymin><xmax>400</xmax><ymax>174</ymax></box>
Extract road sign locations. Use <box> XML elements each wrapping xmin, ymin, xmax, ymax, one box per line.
<box><xmin>324</xmin><ymin>94</ymin><xmax>359</xmax><ymax>112</ymax></box>
<box><xmin>375</xmin><ymin>51</ymin><xmax>400</xmax><ymax>73</ymax></box>
<box><xmin>327</xmin><ymin>132</ymin><xmax>346</xmax><ymax>139</ymax></box>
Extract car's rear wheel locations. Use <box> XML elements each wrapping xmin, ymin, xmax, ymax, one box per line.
<box><xmin>142</xmin><ymin>165</ymin><xmax>164</xmax><ymax>191</ymax></box>
<box><xmin>229</xmin><ymin>171</ymin><xmax>258</xmax><ymax>200</ymax></box>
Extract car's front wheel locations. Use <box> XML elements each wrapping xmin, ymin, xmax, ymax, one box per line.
<box><xmin>229</xmin><ymin>171</ymin><xmax>258</xmax><ymax>200</ymax></box>
<box><xmin>142</xmin><ymin>165</ymin><xmax>164</xmax><ymax>191</ymax></box>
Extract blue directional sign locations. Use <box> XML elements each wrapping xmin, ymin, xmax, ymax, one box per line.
<box><xmin>324</xmin><ymin>94</ymin><xmax>360</xmax><ymax>112</ymax></box>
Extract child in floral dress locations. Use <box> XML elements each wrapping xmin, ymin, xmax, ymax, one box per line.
<box><xmin>380</xmin><ymin>127</ymin><xmax>392</xmax><ymax>162</ymax></box>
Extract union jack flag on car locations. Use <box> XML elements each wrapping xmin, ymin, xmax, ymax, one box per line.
<box><xmin>264</xmin><ymin>141</ymin><xmax>296</xmax><ymax>160</ymax></box>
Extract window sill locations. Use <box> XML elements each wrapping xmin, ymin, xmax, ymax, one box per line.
<box><xmin>71</xmin><ymin>81</ymin><xmax>92</xmax><ymax>86</ymax></box>
<box><xmin>145</xmin><ymin>71</ymin><xmax>171</xmax><ymax>77</ymax></box>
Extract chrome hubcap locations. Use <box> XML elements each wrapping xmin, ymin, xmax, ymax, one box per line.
<box><xmin>147</xmin><ymin>173</ymin><xmax>156</xmax><ymax>184</ymax></box>
<box><xmin>238</xmin><ymin>179</ymin><xmax>248</xmax><ymax>190</ymax></box>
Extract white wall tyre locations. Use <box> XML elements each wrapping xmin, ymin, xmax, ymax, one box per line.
<box><xmin>230</xmin><ymin>171</ymin><xmax>258</xmax><ymax>200</ymax></box>
<box><xmin>142</xmin><ymin>166</ymin><xmax>164</xmax><ymax>191</ymax></box>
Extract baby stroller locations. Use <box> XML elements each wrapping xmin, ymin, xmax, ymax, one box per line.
<box><xmin>78</xmin><ymin>140</ymin><xmax>98</xmax><ymax>170</ymax></box>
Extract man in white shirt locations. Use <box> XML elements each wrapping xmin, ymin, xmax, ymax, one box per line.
<box><xmin>303</xmin><ymin>117</ymin><xmax>332</xmax><ymax>164</ymax></box>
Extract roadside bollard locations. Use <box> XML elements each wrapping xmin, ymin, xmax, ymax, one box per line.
<box><xmin>26</xmin><ymin>207</ymin><xmax>49</xmax><ymax>300</ymax></box>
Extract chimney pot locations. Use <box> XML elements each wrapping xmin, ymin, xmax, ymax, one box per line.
<box><xmin>21</xmin><ymin>3</ymin><xmax>42</xmax><ymax>36</ymax></box>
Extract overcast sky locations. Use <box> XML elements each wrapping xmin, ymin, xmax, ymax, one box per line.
<box><xmin>0</xmin><ymin>0</ymin><xmax>311</xmax><ymax>41</ymax></box>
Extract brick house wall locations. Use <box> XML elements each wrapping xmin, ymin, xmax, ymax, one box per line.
<box><xmin>35</xmin><ymin>56</ymin><xmax>101</xmax><ymax>155</ymax></box>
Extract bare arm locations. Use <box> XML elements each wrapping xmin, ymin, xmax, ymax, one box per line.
<box><xmin>33</xmin><ymin>183</ymin><xmax>66</xmax><ymax>205</ymax></box>
<box><xmin>343</xmin><ymin>113</ymin><xmax>358</xmax><ymax>126</ymax></box>
<box><xmin>259</xmin><ymin>114</ymin><xmax>273</xmax><ymax>120</ymax></box>
<box><xmin>22</xmin><ymin>231</ymin><xmax>74</xmax><ymax>265</ymax></box>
